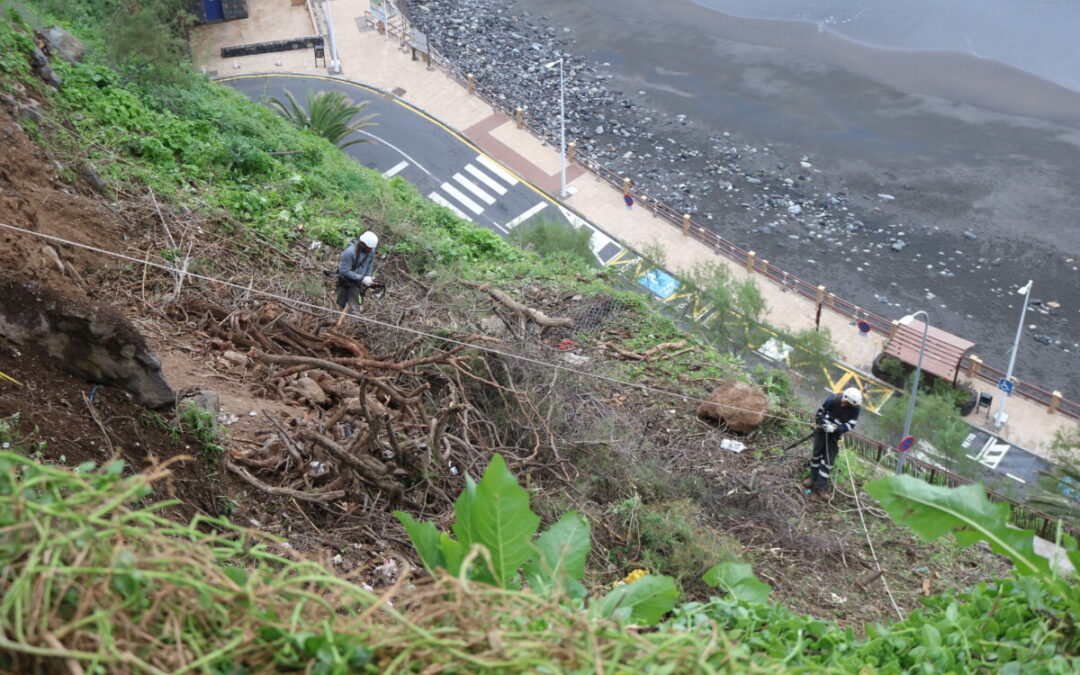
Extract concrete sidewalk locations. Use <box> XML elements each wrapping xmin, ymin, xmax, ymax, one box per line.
<box><xmin>189</xmin><ymin>1</ymin><xmax>1076</xmax><ymax>460</ymax></box>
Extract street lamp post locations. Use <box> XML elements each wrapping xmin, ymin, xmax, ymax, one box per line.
<box><xmin>896</xmin><ymin>311</ymin><xmax>929</xmax><ymax>475</ymax></box>
<box><xmin>994</xmin><ymin>280</ymin><xmax>1033</xmax><ymax>428</ymax></box>
<box><xmin>544</xmin><ymin>58</ymin><xmax>567</xmax><ymax>198</ymax></box>
<box><xmin>323</xmin><ymin>0</ymin><xmax>342</xmax><ymax>74</ymax></box>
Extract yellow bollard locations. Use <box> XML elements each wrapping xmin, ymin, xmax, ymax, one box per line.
<box><xmin>966</xmin><ymin>355</ymin><xmax>982</xmax><ymax>377</ymax></box>
<box><xmin>1049</xmin><ymin>391</ymin><xmax>1062</xmax><ymax>414</ymax></box>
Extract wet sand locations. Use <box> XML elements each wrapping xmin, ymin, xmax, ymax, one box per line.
<box><xmin>517</xmin><ymin>0</ymin><xmax>1080</xmax><ymax>400</ymax></box>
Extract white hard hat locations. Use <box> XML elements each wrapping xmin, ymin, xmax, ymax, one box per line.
<box><xmin>841</xmin><ymin>387</ymin><xmax>863</xmax><ymax>406</ymax></box>
<box><xmin>358</xmin><ymin>231</ymin><xmax>379</xmax><ymax>249</ymax></box>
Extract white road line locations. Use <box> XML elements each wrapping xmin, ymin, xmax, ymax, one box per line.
<box><xmin>475</xmin><ymin>155</ymin><xmax>519</xmax><ymax>185</ymax></box>
<box><xmin>1006</xmin><ymin>473</ymin><xmax>1027</xmax><ymax>483</ymax></box>
<box><xmin>453</xmin><ymin>173</ymin><xmax>495</xmax><ymax>205</ymax></box>
<box><xmin>428</xmin><ymin>192</ymin><xmax>471</xmax><ymax>222</ymax></box>
<box><xmin>382</xmin><ymin>160</ymin><xmax>408</xmax><ymax>178</ymax></box>
<box><xmin>440</xmin><ymin>182</ymin><xmax>484</xmax><ymax>214</ymax></box>
<box><xmin>505</xmin><ymin>202</ymin><xmax>548</xmax><ymax>229</ymax></box>
<box><xmin>465</xmin><ymin>163</ymin><xmax>508</xmax><ymax>195</ymax></box>
<box><xmin>356</xmin><ymin>130</ymin><xmax>433</xmax><ymax>178</ymax></box>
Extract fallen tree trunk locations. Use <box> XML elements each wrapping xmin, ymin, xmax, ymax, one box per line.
<box><xmin>468</xmin><ymin>283</ymin><xmax>574</xmax><ymax>328</ymax></box>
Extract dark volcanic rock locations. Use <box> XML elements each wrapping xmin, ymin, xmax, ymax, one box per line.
<box><xmin>0</xmin><ymin>277</ymin><xmax>175</xmax><ymax>408</ymax></box>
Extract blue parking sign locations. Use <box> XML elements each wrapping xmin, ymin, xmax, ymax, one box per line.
<box><xmin>997</xmin><ymin>379</ymin><xmax>1013</xmax><ymax>395</ymax></box>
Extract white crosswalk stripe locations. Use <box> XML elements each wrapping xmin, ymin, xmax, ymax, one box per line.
<box><xmin>475</xmin><ymin>155</ymin><xmax>519</xmax><ymax>185</ymax></box>
<box><xmin>464</xmin><ymin>163</ymin><xmax>507</xmax><ymax>195</ymax></box>
<box><xmin>453</xmin><ymin>173</ymin><xmax>495</xmax><ymax>205</ymax></box>
<box><xmin>428</xmin><ymin>192</ymin><xmax>471</xmax><ymax>222</ymax></box>
<box><xmin>382</xmin><ymin>160</ymin><xmax>409</xmax><ymax>178</ymax></box>
<box><xmin>440</xmin><ymin>182</ymin><xmax>483</xmax><ymax>214</ymax></box>
<box><xmin>424</xmin><ymin>156</ymin><xmax>520</xmax><ymax>223</ymax></box>
<box><xmin>505</xmin><ymin>202</ymin><xmax>548</xmax><ymax>229</ymax></box>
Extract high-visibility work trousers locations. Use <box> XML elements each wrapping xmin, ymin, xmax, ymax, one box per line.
<box><xmin>810</xmin><ymin>429</ymin><xmax>840</xmax><ymax>490</ymax></box>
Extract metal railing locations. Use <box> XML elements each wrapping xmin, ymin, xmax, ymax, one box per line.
<box><xmin>364</xmin><ymin>5</ymin><xmax>1079</xmax><ymax>422</ymax></box>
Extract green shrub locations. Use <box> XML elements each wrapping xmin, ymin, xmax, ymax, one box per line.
<box><xmin>507</xmin><ymin>216</ymin><xmax>599</xmax><ymax>268</ymax></box>
<box><xmin>608</xmin><ymin>496</ymin><xmax>741</xmax><ymax>591</ymax></box>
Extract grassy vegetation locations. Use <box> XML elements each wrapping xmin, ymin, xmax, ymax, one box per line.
<box><xmin>1</xmin><ymin>447</ymin><xmax>1076</xmax><ymax>673</ymax></box>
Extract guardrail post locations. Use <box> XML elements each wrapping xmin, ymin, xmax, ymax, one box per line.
<box><xmin>966</xmin><ymin>355</ymin><xmax>982</xmax><ymax>377</ymax></box>
<box><xmin>746</xmin><ymin>250</ymin><xmax>756</xmax><ymax>272</ymax></box>
<box><xmin>377</xmin><ymin>20</ymin><xmax>386</xmax><ymax>35</ymax></box>
<box><xmin>1049</xmin><ymin>391</ymin><xmax>1062</xmax><ymax>414</ymax></box>
<box><xmin>514</xmin><ymin>107</ymin><xmax>524</xmax><ymax>128</ymax></box>
<box><xmin>760</xmin><ymin>259</ymin><xmax>768</xmax><ymax>277</ymax></box>
<box><xmin>622</xmin><ymin>177</ymin><xmax>631</xmax><ymax>194</ymax></box>
<box><xmin>567</xmin><ymin>142</ymin><xmax>576</xmax><ymax>163</ymax></box>
<box><xmin>682</xmin><ymin>214</ymin><xmax>691</xmax><ymax>236</ymax></box>
<box><xmin>827</xmin><ymin>292</ymin><xmax>836</xmax><ymax>307</ymax></box>
<box><xmin>467</xmin><ymin>73</ymin><xmax>475</xmax><ymax>94</ymax></box>
<box><xmin>816</xmin><ymin>285</ymin><xmax>826</xmax><ymax>304</ymax></box>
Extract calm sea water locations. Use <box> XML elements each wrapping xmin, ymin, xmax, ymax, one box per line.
<box><xmin>690</xmin><ymin>0</ymin><xmax>1080</xmax><ymax>92</ymax></box>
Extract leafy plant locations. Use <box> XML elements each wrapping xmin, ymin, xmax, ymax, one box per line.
<box><xmin>702</xmin><ymin>562</ymin><xmax>771</xmax><ymax>604</ymax></box>
<box><xmin>865</xmin><ymin>474</ymin><xmax>1074</xmax><ymax>577</ymax></box>
<box><xmin>266</xmin><ymin>89</ymin><xmax>377</xmax><ymax>149</ymax></box>
<box><xmin>395</xmin><ymin>454</ymin><xmax>679</xmax><ymax>624</ymax></box>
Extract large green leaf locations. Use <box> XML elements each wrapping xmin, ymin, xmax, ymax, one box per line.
<box><xmin>393</xmin><ymin>511</ymin><xmax>445</xmax><ymax>575</ymax></box>
<box><xmin>599</xmin><ymin>574</ymin><xmax>678</xmax><ymax>626</ymax></box>
<box><xmin>438</xmin><ymin>532</ymin><xmax>466</xmax><ymax>578</ymax></box>
<box><xmin>702</xmin><ymin>562</ymin><xmax>772</xmax><ymax>604</ymax></box>
<box><xmin>865</xmin><ymin>475</ymin><xmax>1050</xmax><ymax>576</ymax></box>
<box><xmin>451</xmin><ymin>455</ymin><xmax>540</xmax><ymax>588</ymax></box>
<box><xmin>524</xmin><ymin>513</ymin><xmax>591</xmax><ymax>599</ymax></box>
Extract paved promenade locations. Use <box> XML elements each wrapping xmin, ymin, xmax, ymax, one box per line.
<box><xmin>189</xmin><ymin>1</ymin><xmax>1076</xmax><ymax>460</ymax></box>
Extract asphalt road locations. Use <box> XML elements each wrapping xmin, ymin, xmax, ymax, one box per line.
<box><xmin>221</xmin><ymin>73</ymin><xmax>575</xmax><ymax>239</ymax></box>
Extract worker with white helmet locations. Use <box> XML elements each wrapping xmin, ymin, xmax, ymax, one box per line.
<box><xmin>803</xmin><ymin>387</ymin><xmax>862</xmax><ymax>496</ymax></box>
<box><xmin>335</xmin><ymin>230</ymin><xmax>379</xmax><ymax>319</ymax></box>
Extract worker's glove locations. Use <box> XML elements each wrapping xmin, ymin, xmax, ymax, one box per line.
<box><xmin>361</xmin><ymin>276</ymin><xmax>374</xmax><ymax>287</ymax></box>
<box><xmin>823</xmin><ymin>423</ymin><xmax>837</xmax><ymax>434</ymax></box>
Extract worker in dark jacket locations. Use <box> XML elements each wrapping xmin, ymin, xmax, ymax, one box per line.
<box><xmin>803</xmin><ymin>387</ymin><xmax>862</xmax><ymax>495</ymax></box>
<box><xmin>335</xmin><ymin>230</ymin><xmax>378</xmax><ymax>324</ymax></box>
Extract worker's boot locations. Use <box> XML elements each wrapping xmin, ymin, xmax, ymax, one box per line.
<box><xmin>801</xmin><ymin>477</ymin><xmax>815</xmax><ymax>489</ymax></box>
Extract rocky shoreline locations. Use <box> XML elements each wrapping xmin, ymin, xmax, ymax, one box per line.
<box><xmin>401</xmin><ymin>0</ymin><xmax>1079</xmax><ymax>401</ymax></box>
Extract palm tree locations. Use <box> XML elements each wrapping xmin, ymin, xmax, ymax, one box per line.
<box><xmin>266</xmin><ymin>89</ymin><xmax>377</xmax><ymax>149</ymax></box>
